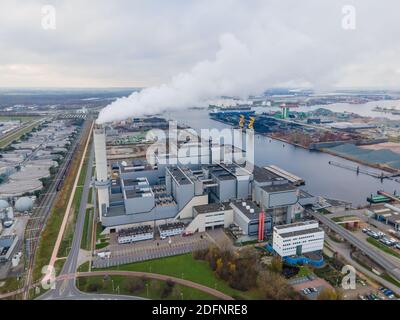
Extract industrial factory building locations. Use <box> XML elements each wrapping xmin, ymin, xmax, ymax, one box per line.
<box><xmin>93</xmin><ymin>126</ymin><xmax>316</xmax><ymax>241</ymax></box>
<box><xmin>272</xmin><ymin>220</ymin><xmax>325</xmax><ymax>257</ymax></box>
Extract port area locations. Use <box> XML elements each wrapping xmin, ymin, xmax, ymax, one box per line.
<box><xmin>210</xmin><ymin>108</ymin><xmax>400</xmax><ymax>174</ymax></box>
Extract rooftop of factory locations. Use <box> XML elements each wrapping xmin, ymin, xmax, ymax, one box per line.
<box><xmin>209</xmin><ymin>166</ymin><xmax>236</xmax><ymax>181</ymax></box>
<box><xmin>371</xmin><ymin>205</ymin><xmax>400</xmax><ymax>224</ymax></box>
<box><xmin>231</xmin><ymin>200</ymin><xmax>263</xmax><ymax>220</ymax></box>
<box><xmin>105</xmin><ymin>205</ymin><xmax>126</xmax><ymax>217</ymax></box>
<box><xmin>275</xmin><ymin>220</ymin><xmax>319</xmax><ymax>230</ymax></box>
<box><xmin>262</xmin><ymin>183</ymin><xmax>297</xmax><ymax>193</ymax></box>
<box><xmin>125</xmin><ymin>187</ymin><xmax>153</xmax><ymax>199</ymax></box>
<box><xmin>158</xmin><ymin>222</ymin><xmax>185</xmax><ymax>232</ymax></box>
<box><xmin>193</xmin><ymin>202</ymin><xmax>231</xmax><ymax>215</ymax></box>
<box><xmin>123</xmin><ymin>177</ymin><xmax>149</xmax><ymax>187</ymax></box>
<box><xmin>118</xmin><ymin>225</ymin><xmax>153</xmax><ymax>237</ymax></box>
<box><xmin>168</xmin><ymin>167</ymin><xmax>192</xmax><ymax>185</ymax></box>
<box><xmin>252</xmin><ymin>165</ymin><xmax>281</xmax><ymax>183</ymax></box>
<box><xmin>279</xmin><ymin>227</ymin><xmax>324</xmax><ymax>239</ymax></box>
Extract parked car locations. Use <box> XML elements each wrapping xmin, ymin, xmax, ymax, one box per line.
<box><xmin>302</xmin><ymin>288</ymin><xmax>311</xmax><ymax>295</ymax></box>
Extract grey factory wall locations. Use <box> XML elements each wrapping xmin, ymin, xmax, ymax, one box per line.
<box><xmin>175</xmin><ymin>182</ymin><xmax>195</xmax><ymax>211</ymax></box>
<box><xmin>218</xmin><ymin>179</ymin><xmax>236</xmax><ymax>202</ymax></box>
<box><xmin>232</xmin><ymin>207</ymin><xmax>249</xmax><ymax>235</ymax></box>
<box><xmin>263</xmin><ymin>190</ymin><xmax>298</xmax><ymax>209</ymax></box>
<box><xmin>124</xmin><ymin>194</ymin><xmax>155</xmax><ymax>214</ymax></box>
<box><xmin>102</xmin><ymin>203</ymin><xmax>178</xmax><ymax>227</ymax></box>
<box><xmin>236</xmin><ymin>178</ymin><xmax>251</xmax><ymax>200</ymax></box>
<box><xmin>121</xmin><ymin>167</ymin><xmax>164</xmax><ymax>185</ymax></box>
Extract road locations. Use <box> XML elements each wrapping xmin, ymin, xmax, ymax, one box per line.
<box><xmin>42</xmin><ymin>271</ymin><xmax>234</xmax><ymax>300</ymax></box>
<box><xmin>310</xmin><ymin>210</ymin><xmax>400</xmax><ymax>282</ymax></box>
<box><xmin>23</xmin><ymin>120</ymin><xmax>88</xmax><ymax>299</ymax></box>
<box><xmin>325</xmin><ymin>238</ymin><xmax>400</xmax><ymax>296</ymax></box>
<box><xmin>38</xmin><ymin>140</ymin><xmax>95</xmax><ymax>300</ymax></box>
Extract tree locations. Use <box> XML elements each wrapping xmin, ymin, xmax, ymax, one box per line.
<box><xmin>257</xmin><ymin>270</ymin><xmax>299</xmax><ymax>300</ymax></box>
<box><xmin>317</xmin><ymin>288</ymin><xmax>341</xmax><ymax>300</ymax></box>
<box><xmin>269</xmin><ymin>256</ymin><xmax>283</xmax><ymax>274</ymax></box>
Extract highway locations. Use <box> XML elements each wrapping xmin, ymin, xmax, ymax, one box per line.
<box><xmin>310</xmin><ymin>210</ymin><xmax>400</xmax><ymax>282</ymax></box>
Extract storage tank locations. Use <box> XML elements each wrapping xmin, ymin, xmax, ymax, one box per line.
<box><xmin>15</xmin><ymin>197</ymin><xmax>34</xmax><ymax>212</ymax></box>
<box><xmin>0</xmin><ymin>200</ymin><xmax>9</xmax><ymax>210</ymax></box>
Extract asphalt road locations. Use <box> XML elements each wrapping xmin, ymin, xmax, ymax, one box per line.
<box><xmin>23</xmin><ymin>120</ymin><xmax>87</xmax><ymax>298</ymax></box>
<box><xmin>311</xmin><ymin>210</ymin><xmax>400</xmax><ymax>282</ymax></box>
<box><xmin>38</xmin><ymin>143</ymin><xmax>95</xmax><ymax>300</ymax></box>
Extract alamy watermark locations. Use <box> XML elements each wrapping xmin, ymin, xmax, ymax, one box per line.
<box><xmin>145</xmin><ymin>121</ymin><xmax>255</xmax><ymax>173</ymax></box>
<box><xmin>342</xmin><ymin>5</ymin><xmax>356</xmax><ymax>30</ymax></box>
<box><xmin>341</xmin><ymin>265</ymin><xmax>356</xmax><ymax>290</ymax></box>
<box><xmin>41</xmin><ymin>5</ymin><xmax>56</xmax><ymax>30</ymax></box>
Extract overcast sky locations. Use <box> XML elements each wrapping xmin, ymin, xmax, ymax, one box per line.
<box><xmin>1</xmin><ymin>0</ymin><xmax>400</xmax><ymax>89</ymax></box>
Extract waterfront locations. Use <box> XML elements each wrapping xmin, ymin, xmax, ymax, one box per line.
<box><xmin>167</xmin><ymin>107</ymin><xmax>400</xmax><ymax>207</ymax></box>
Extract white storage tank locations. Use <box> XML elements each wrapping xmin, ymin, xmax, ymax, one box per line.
<box><xmin>15</xmin><ymin>197</ymin><xmax>34</xmax><ymax>212</ymax></box>
<box><xmin>0</xmin><ymin>200</ymin><xmax>9</xmax><ymax>210</ymax></box>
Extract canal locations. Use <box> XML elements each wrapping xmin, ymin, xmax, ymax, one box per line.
<box><xmin>166</xmin><ymin>107</ymin><xmax>399</xmax><ymax>207</ymax></box>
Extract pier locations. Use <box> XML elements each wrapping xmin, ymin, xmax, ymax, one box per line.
<box><xmin>264</xmin><ymin>165</ymin><xmax>305</xmax><ymax>186</ymax></box>
<box><xmin>328</xmin><ymin>161</ymin><xmax>400</xmax><ymax>181</ymax></box>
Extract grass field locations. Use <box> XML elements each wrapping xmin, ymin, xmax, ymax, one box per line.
<box><xmin>367</xmin><ymin>238</ymin><xmax>400</xmax><ymax>259</ymax></box>
<box><xmin>0</xmin><ymin>115</ymin><xmax>40</xmax><ymax>121</ymax></box>
<box><xmin>54</xmin><ymin>258</ymin><xmax>67</xmax><ymax>276</ymax></box>
<box><xmin>99</xmin><ymin>253</ymin><xmax>263</xmax><ymax>300</ymax></box>
<box><xmin>81</xmin><ymin>208</ymin><xmax>93</xmax><ymax>251</ymax></box>
<box><xmin>0</xmin><ymin>277</ymin><xmax>22</xmax><ymax>294</ymax></box>
<box><xmin>77</xmin><ymin>261</ymin><xmax>90</xmax><ymax>273</ymax></box>
<box><xmin>77</xmin><ymin>275</ymin><xmax>218</xmax><ymax>300</ymax></box>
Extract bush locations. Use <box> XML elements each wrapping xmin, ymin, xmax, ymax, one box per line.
<box><xmin>86</xmin><ymin>282</ymin><xmax>102</xmax><ymax>292</ymax></box>
<box><xmin>123</xmin><ymin>277</ymin><xmax>145</xmax><ymax>294</ymax></box>
<box><xmin>160</xmin><ymin>279</ymin><xmax>175</xmax><ymax>299</ymax></box>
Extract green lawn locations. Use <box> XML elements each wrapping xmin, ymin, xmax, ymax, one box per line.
<box><xmin>99</xmin><ymin>253</ymin><xmax>263</xmax><ymax>300</ymax></box>
<box><xmin>297</xmin><ymin>266</ymin><xmax>313</xmax><ymax>278</ymax></box>
<box><xmin>77</xmin><ymin>261</ymin><xmax>90</xmax><ymax>273</ymax></box>
<box><xmin>367</xmin><ymin>238</ymin><xmax>400</xmax><ymax>259</ymax></box>
<box><xmin>54</xmin><ymin>258</ymin><xmax>66</xmax><ymax>276</ymax></box>
<box><xmin>0</xmin><ymin>115</ymin><xmax>40</xmax><ymax>121</ymax></box>
<box><xmin>77</xmin><ymin>275</ymin><xmax>217</xmax><ymax>300</ymax></box>
<box><xmin>381</xmin><ymin>273</ymin><xmax>400</xmax><ymax>288</ymax></box>
<box><xmin>81</xmin><ymin>208</ymin><xmax>93</xmax><ymax>251</ymax></box>
<box><xmin>0</xmin><ymin>119</ymin><xmax>42</xmax><ymax>148</ymax></box>
<box><xmin>0</xmin><ymin>277</ymin><xmax>21</xmax><ymax>294</ymax></box>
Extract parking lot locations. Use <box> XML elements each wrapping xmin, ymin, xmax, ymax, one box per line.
<box><xmin>92</xmin><ymin>232</ymin><xmax>211</xmax><ymax>269</ymax></box>
<box><xmin>290</xmin><ymin>276</ymin><xmax>334</xmax><ymax>300</ymax></box>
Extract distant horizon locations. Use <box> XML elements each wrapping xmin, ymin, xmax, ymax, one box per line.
<box><xmin>0</xmin><ymin>86</ymin><xmax>399</xmax><ymax>92</ymax></box>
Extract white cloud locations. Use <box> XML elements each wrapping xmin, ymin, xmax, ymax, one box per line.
<box><xmin>0</xmin><ymin>0</ymin><xmax>399</xmax><ymax>91</ymax></box>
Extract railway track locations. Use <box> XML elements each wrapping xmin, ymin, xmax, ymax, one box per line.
<box><xmin>22</xmin><ymin>120</ymin><xmax>92</xmax><ymax>299</ymax></box>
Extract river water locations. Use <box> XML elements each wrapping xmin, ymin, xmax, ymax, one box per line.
<box><xmin>166</xmin><ymin>102</ymin><xmax>400</xmax><ymax>207</ymax></box>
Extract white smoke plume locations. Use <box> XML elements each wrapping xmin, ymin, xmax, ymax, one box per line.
<box><xmin>97</xmin><ymin>31</ymin><xmax>317</xmax><ymax>124</ymax></box>
<box><xmin>96</xmin><ymin>1</ymin><xmax>400</xmax><ymax>124</ymax></box>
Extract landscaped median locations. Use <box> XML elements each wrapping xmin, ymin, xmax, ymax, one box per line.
<box><xmin>93</xmin><ymin>252</ymin><xmax>270</xmax><ymax>300</ymax></box>
<box><xmin>77</xmin><ymin>274</ymin><xmax>218</xmax><ymax>300</ymax></box>
<box><xmin>367</xmin><ymin>237</ymin><xmax>400</xmax><ymax>260</ymax></box>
